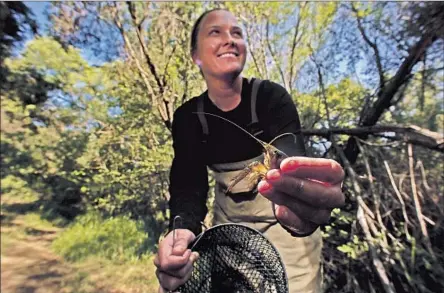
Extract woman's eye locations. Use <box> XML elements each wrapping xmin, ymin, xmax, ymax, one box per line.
<box><xmin>209</xmin><ymin>29</ymin><xmax>219</xmax><ymax>35</ymax></box>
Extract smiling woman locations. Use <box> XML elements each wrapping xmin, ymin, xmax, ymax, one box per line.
<box><xmin>191</xmin><ymin>9</ymin><xmax>246</xmax><ymax>78</ymax></box>
<box><xmin>153</xmin><ymin>8</ymin><xmax>345</xmax><ymax>293</ymax></box>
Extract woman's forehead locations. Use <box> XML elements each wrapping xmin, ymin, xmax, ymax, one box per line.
<box><xmin>200</xmin><ymin>10</ymin><xmax>239</xmax><ymax>29</ymax></box>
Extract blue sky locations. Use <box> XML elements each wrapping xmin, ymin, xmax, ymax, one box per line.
<box><xmin>25</xmin><ymin>1</ymin><xmax>50</xmax><ymax>32</ymax></box>
<box><xmin>21</xmin><ymin>1</ymin><xmax>373</xmax><ymax>92</ymax></box>
<box><xmin>23</xmin><ymin>1</ymin><xmax>107</xmax><ymax>65</ymax></box>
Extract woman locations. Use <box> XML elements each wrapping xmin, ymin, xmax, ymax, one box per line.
<box><xmin>154</xmin><ymin>8</ymin><xmax>345</xmax><ymax>293</ymax></box>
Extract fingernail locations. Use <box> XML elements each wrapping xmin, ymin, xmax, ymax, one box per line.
<box><xmin>258</xmin><ymin>180</ymin><xmax>272</xmax><ymax>192</ymax></box>
<box><xmin>308</xmin><ymin>178</ymin><xmax>332</xmax><ymax>187</ymax></box>
<box><xmin>266</xmin><ymin>169</ymin><xmax>280</xmax><ymax>181</ymax></box>
<box><xmin>280</xmin><ymin>206</ymin><xmax>288</xmax><ymax>218</ymax></box>
<box><xmin>191</xmin><ymin>252</ymin><xmax>199</xmax><ymax>262</ymax></box>
<box><xmin>282</xmin><ymin>159</ymin><xmax>299</xmax><ymax>172</ymax></box>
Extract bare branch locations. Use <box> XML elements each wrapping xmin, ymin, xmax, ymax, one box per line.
<box><xmin>343</xmin><ymin>31</ymin><xmax>437</xmax><ymax>163</ymax></box>
<box><xmin>407</xmin><ymin>144</ymin><xmax>433</xmax><ymax>255</ymax></box>
<box><xmin>112</xmin><ymin>6</ymin><xmax>153</xmax><ymax>97</ymax></box>
<box><xmin>240</xmin><ymin>15</ymin><xmax>263</xmax><ymax>76</ymax></box>
<box><xmin>351</xmin><ymin>4</ymin><xmax>385</xmax><ymax>87</ymax></box>
<box><xmin>383</xmin><ymin>160</ymin><xmax>411</xmax><ymax>238</ymax></box>
<box><xmin>265</xmin><ymin>20</ymin><xmax>287</xmax><ymax>88</ymax></box>
<box><xmin>310</xmin><ymin>47</ymin><xmax>333</xmax><ymax>128</ymax></box>
<box><xmin>415</xmin><ymin>160</ymin><xmax>432</xmax><ymax>191</ymax></box>
<box><xmin>301</xmin><ymin>124</ymin><xmax>444</xmax><ymax>152</ymax></box>
<box><xmin>332</xmin><ymin>139</ymin><xmax>396</xmax><ymax>293</ymax></box>
<box><xmin>256</xmin><ymin>21</ymin><xmax>270</xmax><ymax>80</ymax></box>
<box><xmin>288</xmin><ymin>3</ymin><xmax>305</xmax><ymax>90</ymax></box>
<box><xmin>126</xmin><ymin>1</ymin><xmax>164</xmax><ymax>92</ymax></box>
<box><xmin>112</xmin><ymin>3</ymin><xmax>171</xmax><ymax>131</ymax></box>
<box><xmin>162</xmin><ymin>45</ymin><xmax>177</xmax><ymax>89</ymax></box>
<box><xmin>358</xmin><ymin>141</ymin><xmax>389</xmax><ymax>247</ymax></box>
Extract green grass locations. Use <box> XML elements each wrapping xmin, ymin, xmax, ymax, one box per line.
<box><xmin>1</xmin><ymin>184</ymin><xmax>160</xmax><ymax>293</ymax></box>
<box><xmin>52</xmin><ymin>212</ymin><xmax>150</xmax><ymax>262</ymax></box>
<box><xmin>69</xmin><ymin>255</ymin><xmax>160</xmax><ymax>293</ymax></box>
<box><xmin>22</xmin><ymin>212</ymin><xmax>61</xmax><ymax>230</ymax></box>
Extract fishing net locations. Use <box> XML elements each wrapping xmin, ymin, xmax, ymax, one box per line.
<box><xmin>177</xmin><ymin>223</ymin><xmax>288</xmax><ymax>293</ymax></box>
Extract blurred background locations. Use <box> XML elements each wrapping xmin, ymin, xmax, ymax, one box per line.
<box><xmin>1</xmin><ymin>1</ymin><xmax>443</xmax><ymax>293</ymax></box>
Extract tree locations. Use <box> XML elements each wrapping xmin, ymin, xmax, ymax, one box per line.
<box><xmin>5</xmin><ymin>2</ymin><xmax>442</xmax><ymax>292</ymax></box>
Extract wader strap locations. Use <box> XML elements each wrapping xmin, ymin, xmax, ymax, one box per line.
<box><xmin>249</xmin><ymin>78</ymin><xmax>263</xmax><ymax>136</ymax></box>
<box><xmin>250</xmin><ymin>78</ymin><xmax>261</xmax><ymax>125</ymax></box>
<box><xmin>197</xmin><ymin>77</ymin><xmax>263</xmax><ymax>141</ymax></box>
<box><xmin>197</xmin><ymin>95</ymin><xmax>209</xmax><ymax>143</ymax></box>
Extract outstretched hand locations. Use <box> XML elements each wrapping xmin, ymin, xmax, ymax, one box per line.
<box><xmin>154</xmin><ymin>229</ymin><xmax>199</xmax><ymax>292</ymax></box>
<box><xmin>258</xmin><ymin>156</ymin><xmax>345</xmax><ymax>235</ymax></box>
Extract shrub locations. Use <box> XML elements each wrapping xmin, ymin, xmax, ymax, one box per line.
<box><xmin>52</xmin><ymin>211</ymin><xmax>149</xmax><ymax>262</ymax></box>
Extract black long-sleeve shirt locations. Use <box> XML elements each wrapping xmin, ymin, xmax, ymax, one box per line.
<box><xmin>168</xmin><ymin>77</ymin><xmax>306</xmax><ymax>235</ymax></box>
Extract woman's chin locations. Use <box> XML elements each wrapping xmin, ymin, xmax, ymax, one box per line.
<box><xmin>213</xmin><ymin>66</ymin><xmax>244</xmax><ymax>78</ymax></box>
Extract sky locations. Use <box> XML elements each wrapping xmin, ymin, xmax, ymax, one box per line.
<box><xmin>23</xmin><ymin>1</ymin><xmax>106</xmax><ymax>66</ymax></box>
<box><xmin>21</xmin><ymin>1</ymin><xmax>373</xmax><ymax>92</ymax></box>
<box><xmin>25</xmin><ymin>1</ymin><xmax>50</xmax><ymax>32</ymax></box>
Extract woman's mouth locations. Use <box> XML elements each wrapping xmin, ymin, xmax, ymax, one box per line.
<box><xmin>218</xmin><ymin>52</ymin><xmax>239</xmax><ymax>58</ymax></box>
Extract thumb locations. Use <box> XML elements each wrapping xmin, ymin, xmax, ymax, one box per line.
<box><xmin>170</xmin><ymin>229</ymin><xmax>194</xmax><ymax>256</ymax></box>
<box><xmin>172</xmin><ymin>238</ymin><xmax>188</xmax><ymax>255</ymax></box>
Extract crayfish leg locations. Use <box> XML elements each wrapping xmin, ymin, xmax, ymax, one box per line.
<box><xmin>226</xmin><ymin>161</ymin><xmax>268</xmax><ymax>194</ymax></box>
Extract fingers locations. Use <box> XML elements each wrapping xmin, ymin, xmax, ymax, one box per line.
<box><xmin>260</xmin><ymin>185</ymin><xmax>332</xmax><ymax>225</ymax></box>
<box><xmin>158</xmin><ymin>248</ymin><xmax>192</xmax><ymax>271</ymax></box>
<box><xmin>156</xmin><ymin>269</ymin><xmax>192</xmax><ymax>292</ymax></box>
<box><xmin>156</xmin><ymin>229</ymin><xmax>195</xmax><ymax>271</ymax></box>
<box><xmin>274</xmin><ymin>204</ymin><xmax>319</xmax><ymax>234</ymax></box>
<box><xmin>280</xmin><ymin>157</ymin><xmax>345</xmax><ymax>185</ymax></box>
<box><xmin>158</xmin><ymin>286</ymin><xmax>179</xmax><ymax>293</ymax></box>
<box><xmin>170</xmin><ymin>229</ymin><xmax>196</xmax><ymax>256</ymax></box>
<box><xmin>259</xmin><ymin>169</ymin><xmax>345</xmax><ymax>209</ymax></box>
<box><xmin>156</xmin><ymin>252</ymin><xmax>199</xmax><ymax>291</ymax></box>
<box><xmin>159</xmin><ymin>252</ymin><xmax>199</xmax><ymax>279</ymax></box>
<box><xmin>154</xmin><ymin>229</ymin><xmax>198</xmax><ymax>291</ymax></box>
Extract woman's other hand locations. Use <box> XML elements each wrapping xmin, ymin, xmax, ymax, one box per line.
<box><xmin>154</xmin><ymin>229</ymin><xmax>199</xmax><ymax>292</ymax></box>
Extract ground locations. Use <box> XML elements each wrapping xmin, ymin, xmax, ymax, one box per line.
<box><xmin>1</xmin><ymin>196</ymin><xmax>159</xmax><ymax>293</ymax></box>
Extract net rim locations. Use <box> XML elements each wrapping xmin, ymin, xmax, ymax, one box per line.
<box><xmin>189</xmin><ymin>222</ymin><xmax>289</xmax><ymax>292</ymax></box>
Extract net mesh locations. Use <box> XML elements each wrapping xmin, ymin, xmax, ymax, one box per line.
<box><xmin>177</xmin><ymin>223</ymin><xmax>288</xmax><ymax>293</ymax></box>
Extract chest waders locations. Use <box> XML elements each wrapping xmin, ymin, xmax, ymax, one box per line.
<box><xmin>197</xmin><ymin>78</ymin><xmax>323</xmax><ymax>293</ymax></box>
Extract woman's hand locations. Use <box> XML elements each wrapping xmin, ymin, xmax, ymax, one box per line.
<box><xmin>154</xmin><ymin>229</ymin><xmax>199</xmax><ymax>292</ymax></box>
<box><xmin>258</xmin><ymin>156</ymin><xmax>345</xmax><ymax>235</ymax></box>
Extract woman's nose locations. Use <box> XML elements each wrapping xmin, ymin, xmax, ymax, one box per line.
<box><xmin>221</xmin><ymin>32</ymin><xmax>236</xmax><ymax>46</ymax></box>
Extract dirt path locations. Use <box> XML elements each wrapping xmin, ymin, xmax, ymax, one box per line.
<box><xmin>1</xmin><ymin>190</ymin><xmax>159</xmax><ymax>293</ymax></box>
<box><xmin>1</xmin><ymin>216</ymin><xmax>113</xmax><ymax>293</ymax></box>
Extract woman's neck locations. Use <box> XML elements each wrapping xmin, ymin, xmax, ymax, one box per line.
<box><xmin>205</xmin><ymin>74</ymin><xmax>243</xmax><ymax>112</ymax></box>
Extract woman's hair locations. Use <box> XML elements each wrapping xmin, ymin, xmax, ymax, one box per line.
<box><xmin>190</xmin><ymin>8</ymin><xmax>229</xmax><ymax>55</ymax></box>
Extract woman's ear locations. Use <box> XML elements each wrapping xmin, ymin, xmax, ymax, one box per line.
<box><xmin>192</xmin><ymin>53</ymin><xmax>201</xmax><ymax>67</ymax></box>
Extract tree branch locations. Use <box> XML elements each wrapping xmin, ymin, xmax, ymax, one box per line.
<box><xmin>288</xmin><ymin>3</ymin><xmax>304</xmax><ymax>91</ymax></box>
<box><xmin>300</xmin><ymin>124</ymin><xmax>444</xmax><ymax>152</ymax></box>
<box><xmin>240</xmin><ymin>15</ymin><xmax>263</xmax><ymax>76</ymax></box>
<box><xmin>351</xmin><ymin>4</ymin><xmax>385</xmax><ymax>87</ymax></box>
<box><xmin>343</xmin><ymin>31</ymin><xmax>438</xmax><ymax>164</ymax></box>
<box><xmin>332</xmin><ymin>139</ymin><xmax>395</xmax><ymax>293</ymax></box>
<box><xmin>407</xmin><ymin>144</ymin><xmax>434</xmax><ymax>258</ymax></box>
<box><xmin>126</xmin><ymin>2</ymin><xmax>163</xmax><ymax>92</ymax></box>
<box><xmin>265</xmin><ymin>20</ymin><xmax>287</xmax><ymax>89</ymax></box>
<box><xmin>383</xmin><ymin>160</ymin><xmax>411</xmax><ymax>238</ymax></box>
<box><xmin>112</xmin><ymin>4</ymin><xmax>171</xmax><ymax>131</ymax></box>
<box><xmin>310</xmin><ymin>48</ymin><xmax>332</xmax><ymax>127</ymax></box>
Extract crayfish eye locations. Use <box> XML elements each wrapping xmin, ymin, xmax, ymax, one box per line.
<box><xmin>274</xmin><ymin>150</ymin><xmax>284</xmax><ymax>158</ymax></box>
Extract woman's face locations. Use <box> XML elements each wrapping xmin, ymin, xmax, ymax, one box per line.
<box><xmin>193</xmin><ymin>10</ymin><xmax>247</xmax><ymax>78</ymax></box>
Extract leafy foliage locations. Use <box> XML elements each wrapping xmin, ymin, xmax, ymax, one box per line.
<box><xmin>52</xmin><ymin>212</ymin><xmax>149</xmax><ymax>262</ymax></box>
<box><xmin>2</xmin><ymin>1</ymin><xmax>443</xmax><ymax>293</ymax></box>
